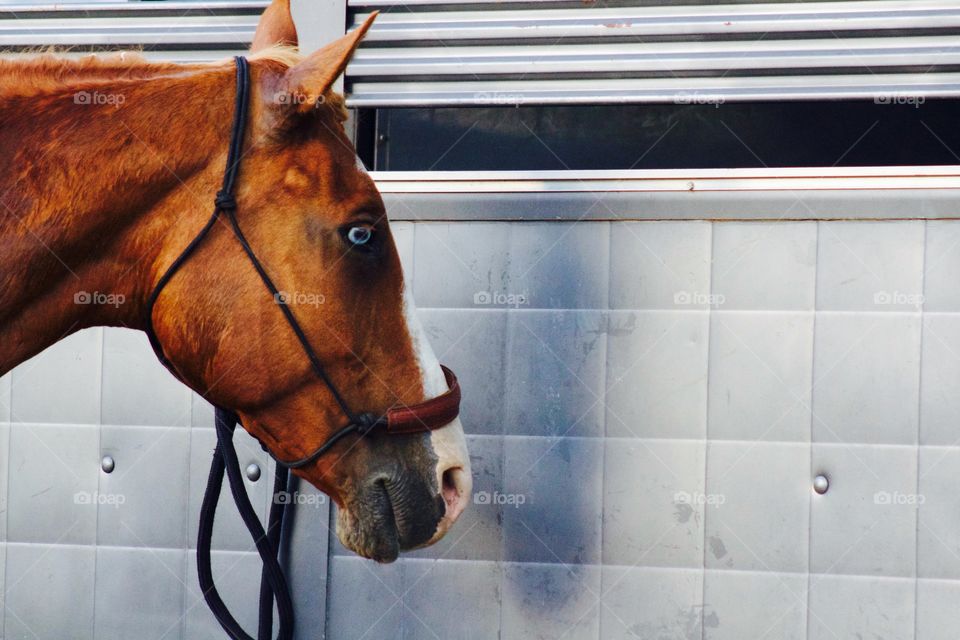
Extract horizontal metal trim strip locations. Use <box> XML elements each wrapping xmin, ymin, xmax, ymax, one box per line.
<box><xmin>0</xmin><ymin>36</ymin><xmax>255</xmax><ymax>48</ymax></box>
<box><xmin>348</xmin><ymin>0</ymin><xmax>956</xmax><ymax>10</ymax></box>
<box><xmin>374</xmin><ymin>166</ymin><xmax>960</xmax><ymax>179</ymax></box>
<box><xmin>372</xmin><ymin>167</ymin><xmax>960</xmax><ymax>193</ymax></box>
<box><xmin>353</xmin><ymin>30</ymin><xmax>960</xmax><ymax>49</ymax></box>
<box><xmin>0</xmin><ymin>1</ymin><xmax>267</xmax><ymax>18</ymax></box>
<box><xmin>349</xmin><ymin>68</ymin><xmax>960</xmax><ymax>84</ymax></box>
<box><xmin>350</xmin><ymin>2</ymin><xmax>960</xmax><ymax>42</ymax></box>
<box><xmin>346</xmin><ymin>71</ymin><xmax>960</xmax><ymax>104</ymax></box>
<box><xmin>380</xmin><ymin>189</ymin><xmax>960</xmax><ymax>221</ymax></box>
<box><xmin>0</xmin><ymin>17</ymin><xmax>259</xmax><ymax>29</ymax></box>
<box><xmin>0</xmin><ymin>17</ymin><xmax>258</xmax><ymax>48</ymax></box>
<box><xmin>348</xmin><ymin>36</ymin><xmax>960</xmax><ymax>77</ymax></box>
<box><xmin>350</xmin><ymin>0</ymin><xmax>665</xmax><ymax>6</ymax></box>
<box><xmin>382</xmin><ymin>177</ymin><xmax>960</xmax><ymax>192</ymax></box>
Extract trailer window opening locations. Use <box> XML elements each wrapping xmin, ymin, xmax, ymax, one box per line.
<box><xmin>365</xmin><ymin>100</ymin><xmax>960</xmax><ymax>171</ymax></box>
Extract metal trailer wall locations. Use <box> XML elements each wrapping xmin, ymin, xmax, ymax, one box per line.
<box><xmin>0</xmin><ymin>329</ymin><xmax>332</xmax><ymax>639</ymax></box>
<box><xmin>318</xmin><ymin>169</ymin><xmax>960</xmax><ymax>640</ymax></box>
<box><xmin>5</xmin><ymin>169</ymin><xmax>960</xmax><ymax>639</ymax></box>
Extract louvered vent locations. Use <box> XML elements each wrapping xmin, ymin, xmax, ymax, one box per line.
<box><xmin>0</xmin><ymin>1</ymin><xmax>267</xmax><ymax>62</ymax></box>
<box><xmin>344</xmin><ymin>0</ymin><xmax>960</xmax><ymax>105</ymax></box>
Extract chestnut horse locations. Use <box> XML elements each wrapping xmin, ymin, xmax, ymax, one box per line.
<box><xmin>0</xmin><ymin>1</ymin><xmax>470</xmax><ymax>562</ymax></box>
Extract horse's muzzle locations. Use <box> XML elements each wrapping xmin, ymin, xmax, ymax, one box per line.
<box><xmin>336</xmin><ymin>469</ymin><xmax>446</xmax><ymax>562</ymax></box>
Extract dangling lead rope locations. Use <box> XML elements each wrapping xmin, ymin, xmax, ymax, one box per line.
<box><xmin>198</xmin><ymin>408</ymin><xmax>294</xmax><ymax>640</ymax></box>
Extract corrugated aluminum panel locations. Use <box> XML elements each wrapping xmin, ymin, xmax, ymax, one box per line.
<box><xmin>0</xmin><ymin>1</ymin><xmax>267</xmax><ymax>61</ymax></box>
<box><xmin>344</xmin><ymin>0</ymin><xmax>960</xmax><ymax>105</ymax></box>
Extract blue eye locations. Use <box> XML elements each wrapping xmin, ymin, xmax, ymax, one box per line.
<box><xmin>347</xmin><ymin>225</ymin><xmax>373</xmax><ymax>246</ymax></box>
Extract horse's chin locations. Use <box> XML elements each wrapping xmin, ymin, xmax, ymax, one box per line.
<box><xmin>335</xmin><ymin>479</ymin><xmax>446</xmax><ymax>563</ymax></box>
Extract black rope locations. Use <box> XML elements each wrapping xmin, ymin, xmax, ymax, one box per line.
<box><xmin>142</xmin><ymin>55</ymin><xmax>395</xmax><ymax>640</ymax></box>
<box><xmin>197</xmin><ymin>408</ymin><xmax>294</xmax><ymax>640</ymax></box>
<box><xmin>143</xmin><ymin>54</ymin><xmax>384</xmax><ymax>468</ymax></box>
<box><xmin>144</xmin><ymin>56</ymin><xmax>253</xmax><ymax>378</ymax></box>
<box><xmin>196</xmin><ymin>58</ymin><xmax>296</xmax><ymax>640</ymax></box>
<box><xmin>145</xmin><ymin>56</ymin><xmax>301</xmax><ymax>640</ymax></box>
<box><xmin>144</xmin><ymin>206</ymin><xmax>221</xmax><ymax>375</ymax></box>
<box><xmin>259</xmin><ymin>464</ymin><xmax>290</xmax><ymax>640</ymax></box>
<box><xmin>273</xmin><ymin>413</ymin><xmax>385</xmax><ymax>470</ymax></box>
<box><xmin>220</xmin><ymin>207</ymin><xmax>360</xmax><ymax>424</ymax></box>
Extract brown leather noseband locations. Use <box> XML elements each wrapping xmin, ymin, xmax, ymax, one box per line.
<box><xmin>386</xmin><ymin>365</ymin><xmax>461</xmax><ymax>434</ymax></box>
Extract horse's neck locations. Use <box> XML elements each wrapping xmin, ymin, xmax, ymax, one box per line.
<box><xmin>0</xmin><ymin>62</ymin><xmax>231</xmax><ymax>373</ymax></box>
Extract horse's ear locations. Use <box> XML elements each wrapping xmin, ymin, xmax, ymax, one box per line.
<box><xmin>251</xmin><ymin>0</ymin><xmax>298</xmax><ymax>52</ymax></box>
<box><xmin>278</xmin><ymin>12</ymin><xmax>377</xmax><ymax>112</ymax></box>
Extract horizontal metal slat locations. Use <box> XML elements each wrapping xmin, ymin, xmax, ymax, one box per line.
<box><xmin>348</xmin><ymin>35</ymin><xmax>960</xmax><ymax>78</ymax></box>
<box><xmin>0</xmin><ymin>1</ymin><xmax>265</xmax><ymax>53</ymax></box>
<box><xmin>349</xmin><ymin>0</ymin><xmax>922</xmax><ymax>9</ymax></box>
<box><xmin>373</xmin><ymin>166</ymin><xmax>960</xmax><ymax>193</ymax></box>
<box><xmin>347</xmin><ymin>71</ymin><xmax>960</xmax><ymax>105</ymax></box>
<box><xmin>349</xmin><ymin>1</ymin><xmax>960</xmax><ymax>43</ymax></box>
<box><xmin>0</xmin><ymin>2</ymin><xmax>267</xmax><ymax>17</ymax></box>
<box><xmin>0</xmin><ymin>18</ymin><xmax>258</xmax><ymax>48</ymax></box>
<box><xmin>346</xmin><ymin>0</ymin><xmax>960</xmax><ymax>104</ymax></box>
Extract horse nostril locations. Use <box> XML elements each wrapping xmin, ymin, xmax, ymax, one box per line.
<box><xmin>441</xmin><ymin>466</ymin><xmax>469</xmax><ymax>524</ymax></box>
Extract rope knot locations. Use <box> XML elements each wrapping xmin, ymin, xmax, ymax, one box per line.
<box><xmin>215</xmin><ymin>190</ymin><xmax>237</xmax><ymax>211</ymax></box>
<box><xmin>355</xmin><ymin>413</ymin><xmax>385</xmax><ymax>437</ymax></box>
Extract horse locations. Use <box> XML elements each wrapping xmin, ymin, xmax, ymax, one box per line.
<box><xmin>0</xmin><ymin>0</ymin><xmax>471</xmax><ymax>564</ymax></box>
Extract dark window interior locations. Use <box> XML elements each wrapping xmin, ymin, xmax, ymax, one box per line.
<box><xmin>363</xmin><ymin>100</ymin><xmax>960</xmax><ymax>171</ymax></box>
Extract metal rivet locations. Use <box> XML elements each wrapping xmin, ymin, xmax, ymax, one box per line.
<box><xmin>246</xmin><ymin>463</ymin><xmax>261</xmax><ymax>482</ymax></box>
<box><xmin>813</xmin><ymin>474</ymin><xmax>829</xmax><ymax>495</ymax></box>
<box><xmin>101</xmin><ymin>455</ymin><xmax>115</xmax><ymax>474</ymax></box>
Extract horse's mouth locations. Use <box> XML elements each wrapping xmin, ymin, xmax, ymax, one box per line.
<box><xmin>335</xmin><ymin>476</ymin><xmax>446</xmax><ymax>563</ymax></box>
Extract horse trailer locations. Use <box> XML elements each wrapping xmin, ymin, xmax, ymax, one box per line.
<box><xmin>1</xmin><ymin>0</ymin><xmax>960</xmax><ymax>638</ymax></box>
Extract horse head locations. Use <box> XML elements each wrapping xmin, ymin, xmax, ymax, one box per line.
<box><xmin>146</xmin><ymin>3</ymin><xmax>471</xmax><ymax>562</ymax></box>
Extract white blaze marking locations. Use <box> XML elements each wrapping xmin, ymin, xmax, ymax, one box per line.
<box><xmin>402</xmin><ymin>285</ymin><xmax>447</xmax><ymax>398</ymax></box>
<box><xmin>401</xmin><ymin>283</ymin><xmax>471</xmax><ymax>499</ymax></box>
